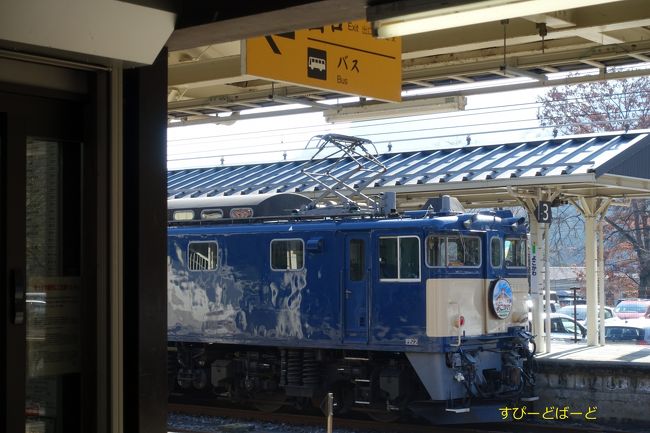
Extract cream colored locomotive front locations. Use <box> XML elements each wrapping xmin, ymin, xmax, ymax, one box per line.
<box><xmin>426</xmin><ymin>277</ymin><xmax>529</xmax><ymax>338</ymax></box>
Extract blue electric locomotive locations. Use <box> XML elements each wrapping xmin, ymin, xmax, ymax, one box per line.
<box><xmin>167</xmin><ymin>191</ymin><xmax>535</xmax><ymax>423</ymax></box>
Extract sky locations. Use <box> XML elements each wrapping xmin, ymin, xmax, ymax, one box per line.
<box><xmin>167</xmin><ymin>86</ymin><xmax>550</xmax><ymax>171</ymax></box>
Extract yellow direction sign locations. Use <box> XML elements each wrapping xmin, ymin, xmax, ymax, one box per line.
<box><xmin>243</xmin><ymin>21</ymin><xmax>401</xmax><ymax>102</ymax></box>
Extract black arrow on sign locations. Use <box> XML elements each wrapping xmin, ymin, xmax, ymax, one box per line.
<box><xmin>264</xmin><ymin>32</ymin><xmax>296</xmax><ymax>55</ymax></box>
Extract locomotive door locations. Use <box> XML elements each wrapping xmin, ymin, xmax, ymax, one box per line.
<box><xmin>2</xmin><ymin>90</ymin><xmax>87</xmax><ymax>433</ymax></box>
<box><xmin>343</xmin><ymin>233</ymin><xmax>370</xmax><ymax>342</ymax></box>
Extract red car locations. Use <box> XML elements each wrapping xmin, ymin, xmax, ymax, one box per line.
<box><xmin>614</xmin><ymin>299</ymin><xmax>650</xmax><ymax>319</ymax></box>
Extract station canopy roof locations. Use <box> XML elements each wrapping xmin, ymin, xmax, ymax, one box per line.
<box><xmin>168</xmin><ymin>130</ymin><xmax>650</xmax><ymax>210</ymax></box>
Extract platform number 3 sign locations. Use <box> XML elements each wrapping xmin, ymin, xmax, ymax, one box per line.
<box><xmin>536</xmin><ymin>201</ymin><xmax>552</xmax><ymax>224</ymax></box>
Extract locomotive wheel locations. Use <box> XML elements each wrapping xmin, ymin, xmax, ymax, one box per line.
<box><xmin>252</xmin><ymin>392</ymin><xmax>286</xmax><ymax>413</ymax></box>
<box><xmin>367</xmin><ymin>411</ymin><xmax>401</xmax><ymax>423</ymax></box>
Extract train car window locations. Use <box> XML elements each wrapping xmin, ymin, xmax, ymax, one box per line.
<box><xmin>379</xmin><ymin>236</ymin><xmax>420</xmax><ymax>281</ymax></box>
<box><xmin>349</xmin><ymin>239</ymin><xmax>365</xmax><ymax>281</ymax></box>
<box><xmin>426</xmin><ymin>235</ymin><xmax>445</xmax><ymax>267</ymax></box>
<box><xmin>270</xmin><ymin>239</ymin><xmax>304</xmax><ymax>270</ymax></box>
<box><xmin>379</xmin><ymin>238</ymin><xmax>398</xmax><ymax>279</ymax></box>
<box><xmin>188</xmin><ymin>241</ymin><xmax>219</xmax><ymax>271</ymax></box>
<box><xmin>174</xmin><ymin>210</ymin><xmax>195</xmax><ymax>221</ymax></box>
<box><xmin>201</xmin><ymin>209</ymin><xmax>223</xmax><ymax>220</ymax></box>
<box><xmin>491</xmin><ymin>237</ymin><xmax>502</xmax><ymax>268</ymax></box>
<box><xmin>447</xmin><ymin>236</ymin><xmax>480</xmax><ymax>267</ymax></box>
<box><xmin>504</xmin><ymin>238</ymin><xmax>527</xmax><ymax>267</ymax></box>
<box><xmin>400</xmin><ymin>237</ymin><xmax>420</xmax><ymax>279</ymax></box>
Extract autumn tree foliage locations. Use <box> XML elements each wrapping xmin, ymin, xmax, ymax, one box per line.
<box><xmin>537</xmin><ymin>77</ymin><xmax>650</xmax><ymax>299</ymax></box>
<box><xmin>537</xmin><ymin>77</ymin><xmax>650</xmax><ymax>134</ymax></box>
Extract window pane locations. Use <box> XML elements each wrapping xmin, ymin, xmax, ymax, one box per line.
<box><xmin>189</xmin><ymin>242</ymin><xmax>219</xmax><ymax>271</ymax></box>
<box><xmin>271</xmin><ymin>239</ymin><xmax>304</xmax><ymax>270</ymax></box>
<box><xmin>399</xmin><ymin>237</ymin><xmax>420</xmax><ymax>279</ymax></box>
<box><xmin>174</xmin><ymin>210</ymin><xmax>194</xmax><ymax>221</ymax></box>
<box><xmin>201</xmin><ymin>209</ymin><xmax>223</xmax><ymax>220</ymax></box>
<box><xmin>464</xmin><ymin>237</ymin><xmax>480</xmax><ymax>266</ymax></box>
<box><xmin>447</xmin><ymin>236</ymin><xmax>480</xmax><ymax>266</ymax></box>
<box><xmin>426</xmin><ymin>235</ymin><xmax>445</xmax><ymax>267</ymax></box>
<box><xmin>349</xmin><ymin>239</ymin><xmax>365</xmax><ymax>281</ymax></box>
<box><xmin>379</xmin><ymin>238</ymin><xmax>398</xmax><ymax>279</ymax></box>
<box><xmin>491</xmin><ymin>237</ymin><xmax>502</xmax><ymax>267</ymax></box>
<box><xmin>505</xmin><ymin>238</ymin><xmax>527</xmax><ymax>267</ymax></box>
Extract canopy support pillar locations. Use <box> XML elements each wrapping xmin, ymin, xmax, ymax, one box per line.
<box><xmin>572</xmin><ymin>197</ymin><xmax>612</xmax><ymax>347</ymax></box>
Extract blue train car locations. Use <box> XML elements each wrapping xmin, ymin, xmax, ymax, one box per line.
<box><xmin>167</xmin><ymin>193</ymin><xmax>535</xmax><ymax>423</ymax></box>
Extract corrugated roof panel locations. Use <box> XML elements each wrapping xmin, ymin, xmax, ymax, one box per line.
<box><xmin>168</xmin><ymin>131</ymin><xmax>650</xmax><ymax>205</ymax></box>
<box><xmin>592</xmin><ymin>133</ymin><xmax>647</xmax><ymax>168</ymax></box>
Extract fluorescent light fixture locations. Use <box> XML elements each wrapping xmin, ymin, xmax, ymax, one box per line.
<box><xmin>371</xmin><ymin>0</ymin><xmax>625</xmax><ymax>38</ymax></box>
<box><xmin>323</xmin><ymin>96</ymin><xmax>467</xmax><ymax>123</ymax></box>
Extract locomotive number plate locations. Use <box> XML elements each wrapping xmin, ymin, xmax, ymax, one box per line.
<box><xmin>405</xmin><ymin>338</ymin><xmax>419</xmax><ymax>346</ymax></box>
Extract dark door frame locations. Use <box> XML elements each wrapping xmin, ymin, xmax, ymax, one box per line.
<box><xmin>0</xmin><ymin>82</ymin><xmax>103</xmax><ymax>433</ymax></box>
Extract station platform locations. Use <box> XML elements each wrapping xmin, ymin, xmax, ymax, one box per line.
<box><xmin>536</xmin><ymin>342</ymin><xmax>650</xmax><ymax>366</ymax></box>
<box><xmin>531</xmin><ymin>342</ymin><xmax>650</xmax><ymax>426</ymax></box>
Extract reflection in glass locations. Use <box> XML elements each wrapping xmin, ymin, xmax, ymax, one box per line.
<box><xmin>25</xmin><ymin>139</ymin><xmax>82</xmax><ymax>433</ymax></box>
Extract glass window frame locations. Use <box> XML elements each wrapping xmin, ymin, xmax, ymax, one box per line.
<box><xmin>425</xmin><ymin>234</ymin><xmax>446</xmax><ymax>268</ymax></box>
<box><xmin>270</xmin><ymin>238</ymin><xmax>305</xmax><ymax>271</ymax></box>
<box><xmin>201</xmin><ymin>208</ymin><xmax>223</xmax><ymax>220</ymax></box>
<box><xmin>378</xmin><ymin>235</ymin><xmax>421</xmax><ymax>282</ymax></box>
<box><xmin>446</xmin><ymin>234</ymin><xmax>482</xmax><ymax>268</ymax></box>
<box><xmin>349</xmin><ymin>238</ymin><xmax>365</xmax><ymax>282</ymax></box>
<box><xmin>504</xmin><ymin>237</ymin><xmax>528</xmax><ymax>268</ymax></box>
<box><xmin>425</xmin><ymin>234</ymin><xmax>482</xmax><ymax>269</ymax></box>
<box><xmin>490</xmin><ymin>236</ymin><xmax>502</xmax><ymax>268</ymax></box>
<box><xmin>187</xmin><ymin>241</ymin><xmax>219</xmax><ymax>271</ymax></box>
<box><xmin>173</xmin><ymin>209</ymin><xmax>195</xmax><ymax>221</ymax></box>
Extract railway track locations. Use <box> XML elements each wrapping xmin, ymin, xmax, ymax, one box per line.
<box><xmin>168</xmin><ymin>403</ymin><xmax>637</xmax><ymax>433</ymax></box>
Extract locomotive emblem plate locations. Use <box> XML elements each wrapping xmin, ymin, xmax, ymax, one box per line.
<box><xmin>490</xmin><ymin>279</ymin><xmax>513</xmax><ymax>319</ymax></box>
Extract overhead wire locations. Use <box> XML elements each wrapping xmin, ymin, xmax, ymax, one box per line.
<box><xmin>168</xmin><ymin>87</ymin><xmax>650</xmax><ymax>167</ymax></box>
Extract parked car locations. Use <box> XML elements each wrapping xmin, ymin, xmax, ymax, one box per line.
<box><xmin>529</xmin><ymin>313</ymin><xmax>587</xmax><ymax>342</ymax></box>
<box><xmin>613</xmin><ymin>299</ymin><xmax>650</xmax><ymax>319</ymax></box>
<box><xmin>557</xmin><ymin>304</ymin><xmax>615</xmax><ymax>326</ymax></box>
<box><xmin>604</xmin><ymin>319</ymin><xmax>650</xmax><ymax>345</ymax></box>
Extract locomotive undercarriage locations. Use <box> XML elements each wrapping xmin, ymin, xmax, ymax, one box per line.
<box><xmin>170</xmin><ymin>343</ymin><xmax>423</xmax><ymax>419</ymax></box>
<box><xmin>169</xmin><ymin>337</ymin><xmax>535</xmax><ymax>423</ymax></box>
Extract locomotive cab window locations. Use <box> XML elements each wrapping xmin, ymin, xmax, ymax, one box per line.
<box><xmin>447</xmin><ymin>236</ymin><xmax>480</xmax><ymax>267</ymax></box>
<box><xmin>379</xmin><ymin>236</ymin><xmax>420</xmax><ymax>281</ymax></box>
<box><xmin>426</xmin><ymin>235</ymin><xmax>445</xmax><ymax>267</ymax></box>
<box><xmin>491</xmin><ymin>237</ymin><xmax>502</xmax><ymax>268</ymax></box>
<box><xmin>426</xmin><ymin>235</ymin><xmax>481</xmax><ymax>267</ymax></box>
<box><xmin>271</xmin><ymin>239</ymin><xmax>304</xmax><ymax>270</ymax></box>
<box><xmin>188</xmin><ymin>241</ymin><xmax>219</xmax><ymax>271</ymax></box>
<box><xmin>504</xmin><ymin>238</ymin><xmax>527</xmax><ymax>267</ymax></box>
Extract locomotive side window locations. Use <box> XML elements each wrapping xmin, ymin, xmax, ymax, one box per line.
<box><xmin>447</xmin><ymin>236</ymin><xmax>480</xmax><ymax>267</ymax></box>
<box><xmin>426</xmin><ymin>235</ymin><xmax>445</xmax><ymax>267</ymax></box>
<box><xmin>349</xmin><ymin>239</ymin><xmax>365</xmax><ymax>281</ymax></box>
<box><xmin>504</xmin><ymin>238</ymin><xmax>527</xmax><ymax>267</ymax></box>
<box><xmin>201</xmin><ymin>208</ymin><xmax>223</xmax><ymax>220</ymax></box>
<box><xmin>174</xmin><ymin>210</ymin><xmax>195</xmax><ymax>221</ymax></box>
<box><xmin>188</xmin><ymin>241</ymin><xmax>219</xmax><ymax>271</ymax></box>
<box><xmin>379</xmin><ymin>236</ymin><xmax>420</xmax><ymax>281</ymax></box>
<box><xmin>426</xmin><ymin>235</ymin><xmax>481</xmax><ymax>267</ymax></box>
<box><xmin>491</xmin><ymin>237</ymin><xmax>502</xmax><ymax>268</ymax></box>
<box><xmin>271</xmin><ymin>239</ymin><xmax>304</xmax><ymax>270</ymax></box>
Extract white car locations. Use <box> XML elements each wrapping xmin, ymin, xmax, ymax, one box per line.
<box><xmin>605</xmin><ymin>318</ymin><xmax>650</xmax><ymax>345</ymax></box>
<box><xmin>529</xmin><ymin>312</ymin><xmax>587</xmax><ymax>342</ymax></box>
<box><xmin>556</xmin><ymin>304</ymin><xmax>615</xmax><ymax>326</ymax></box>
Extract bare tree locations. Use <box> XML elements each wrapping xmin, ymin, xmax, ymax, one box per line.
<box><xmin>537</xmin><ymin>77</ymin><xmax>650</xmax><ymax>298</ymax></box>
